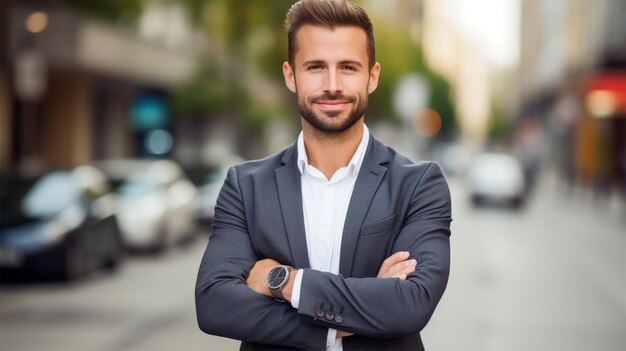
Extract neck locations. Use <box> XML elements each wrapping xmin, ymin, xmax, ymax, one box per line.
<box><xmin>301</xmin><ymin>117</ymin><xmax>364</xmax><ymax>180</ymax></box>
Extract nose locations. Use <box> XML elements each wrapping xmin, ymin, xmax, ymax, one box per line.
<box><xmin>322</xmin><ymin>69</ymin><xmax>342</xmax><ymax>95</ymax></box>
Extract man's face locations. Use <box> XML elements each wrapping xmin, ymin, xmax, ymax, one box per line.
<box><xmin>283</xmin><ymin>25</ymin><xmax>380</xmax><ymax>133</ymax></box>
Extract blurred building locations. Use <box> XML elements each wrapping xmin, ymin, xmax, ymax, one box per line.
<box><xmin>1</xmin><ymin>0</ymin><xmax>203</xmax><ymax>174</ymax></box>
<box><xmin>419</xmin><ymin>0</ymin><xmax>625</xmax><ymax>194</ymax></box>
<box><xmin>519</xmin><ymin>0</ymin><xmax>621</xmax><ymax>114</ymax></box>
<box><xmin>520</xmin><ymin>0</ymin><xmax>626</xmax><ymax>195</ymax></box>
<box><xmin>421</xmin><ymin>0</ymin><xmax>521</xmax><ymax>149</ymax></box>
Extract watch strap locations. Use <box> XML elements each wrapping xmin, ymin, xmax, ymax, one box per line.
<box><xmin>270</xmin><ymin>285</ymin><xmax>286</xmax><ymax>300</ymax></box>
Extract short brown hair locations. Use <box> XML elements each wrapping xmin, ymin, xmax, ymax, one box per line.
<box><xmin>285</xmin><ymin>0</ymin><xmax>375</xmax><ymax>69</ymax></box>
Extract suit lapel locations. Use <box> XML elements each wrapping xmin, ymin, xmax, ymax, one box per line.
<box><xmin>275</xmin><ymin>145</ymin><xmax>311</xmax><ymax>269</ymax></box>
<box><xmin>339</xmin><ymin>135</ymin><xmax>388</xmax><ymax>277</ymax></box>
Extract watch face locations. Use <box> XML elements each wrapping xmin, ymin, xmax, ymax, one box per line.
<box><xmin>267</xmin><ymin>266</ymin><xmax>288</xmax><ymax>289</ymax></box>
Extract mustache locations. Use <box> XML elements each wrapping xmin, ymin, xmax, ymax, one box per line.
<box><xmin>309</xmin><ymin>93</ymin><xmax>355</xmax><ymax>103</ymax></box>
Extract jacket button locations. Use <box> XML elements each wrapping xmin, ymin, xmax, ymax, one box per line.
<box><xmin>315</xmin><ymin>303</ymin><xmax>325</xmax><ymax>318</ymax></box>
<box><xmin>325</xmin><ymin>310</ymin><xmax>334</xmax><ymax>321</ymax></box>
<box><xmin>334</xmin><ymin>313</ymin><xmax>344</xmax><ymax>324</ymax></box>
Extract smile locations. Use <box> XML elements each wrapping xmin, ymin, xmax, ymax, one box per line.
<box><xmin>315</xmin><ymin>101</ymin><xmax>350</xmax><ymax>111</ymax></box>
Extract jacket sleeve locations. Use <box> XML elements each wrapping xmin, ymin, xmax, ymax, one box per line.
<box><xmin>195</xmin><ymin>166</ymin><xmax>328</xmax><ymax>350</ymax></box>
<box><xmin>297</xmin><ymin>163</ymin><xmax>452</xmax><ymax>338</ymax></box>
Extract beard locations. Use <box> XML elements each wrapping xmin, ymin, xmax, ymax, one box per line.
<box><xmin>297</xmin><ymin>91</ymin><xmax>368</xmax><ymax>133</ymax></box>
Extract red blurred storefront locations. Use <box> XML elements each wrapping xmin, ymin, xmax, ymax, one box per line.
<box><xmin>574</xmin><ymin>72</ymin><xmax>626</xmax><ymax>195</ymax></box>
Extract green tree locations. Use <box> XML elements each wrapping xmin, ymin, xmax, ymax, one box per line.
<box><xmin>368</xmin><ymin>11</ymin><xmax>456</xmax><ymax>139</ymax></box>
<box><xmin>172</xmin><ymin>1</ymin><xmax>292</xmax><ymax>115</ymax></box>
<box><xmin>64</xmin><ymin>0</ymin><xmax>143</xmax><ymax>23</ymax></box>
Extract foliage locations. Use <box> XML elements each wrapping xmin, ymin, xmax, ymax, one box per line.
<box><xmin>64</xmin><ymin>0</ymin><xmax>144</xmax><ymax>22</ymax></box>
<box><xmin>487</xmin><ymin>101</ymin><xmax>512</xmax><ymax>142</ymax></box>
<box><xmin>171</xmin><ymin>0</ymin><xmax>293</xmax><ymax>129</ymax></box>
<box><xmin>62</xmin><ymin>0</ymin><xmax>457</xmax><ymax>137</ymax></box>
<box><xmin>367</xmin><ymin>11</ymin><xmax>457</xmax><ymax>138</ymax></box>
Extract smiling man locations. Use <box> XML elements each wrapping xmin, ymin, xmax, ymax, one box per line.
<box><xmin>195</xmin><ymin>1</ymin><xmax>452</xmax><ymax>350</ymax></box>
<box><xmin>286</xmin><ymin>24</ymin><xmax>376</xmax><ymax>136</ymax></box>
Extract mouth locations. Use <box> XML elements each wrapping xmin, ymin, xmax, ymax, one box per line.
<box><xmin>314</xmin><ymin>100</ymin><xmax>351</xmax><ymax>111</ymax></box>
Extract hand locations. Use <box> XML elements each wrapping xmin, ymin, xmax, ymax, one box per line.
<box><xmin>246</xmin><ymin>258</ymin><xmax>281</xmax><ymax>297</ymax></box>
<box><xmin>336</xmin><ymin>330</ymin><xmax>354</xmax><ymax>339</ymax></box>
<box><xmin>377</xmin><ymin>251</ymin><xmax>416</xmax><ymax>280</ymax></box>
<box><xmin>337</xmin><ymin>252</ymin><xmax>416</xmax><ymax>340</ymax></box>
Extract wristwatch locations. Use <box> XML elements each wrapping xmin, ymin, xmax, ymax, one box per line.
<box><xmin>266</xmin><ymin>265</ymin><xmax>293</xmax><ymax>301</ymax></box>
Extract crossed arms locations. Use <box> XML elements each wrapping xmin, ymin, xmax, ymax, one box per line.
<box><xmin>195</xmin><ymin>163</ymin><xmax>451</xmax><ymax>350</ymax></box>
<box><xmin>245</xmin><ymin>251</ymin><xmax>419</xmax><ymax>339</ymax></box>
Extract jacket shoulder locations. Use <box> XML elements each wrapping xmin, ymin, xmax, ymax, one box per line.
<box><xmin>383</xmin><ymin>144</ymin><xmax>444</xmax><ymax>181</ymax></box>
<box><xmin>229</xmin><ymin>147</ymin><xmax>290</xmax><ymax>179</ymax></box>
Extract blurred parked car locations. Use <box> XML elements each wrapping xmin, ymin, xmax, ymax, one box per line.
<box><xmin>0</xmin><ymin>166</ymin><xmax>123</xmax><ymax>280</ymax></box>
<box><xmin>468</xmin><ymin>153</ymin><xmax>526</xmax><ymax>209</ymax></box>
<box><xmin>195</xmin><ymin>167</ymin><xmax>228</xmax><ymax>226</ymax></box>
<box><xmin>194</xmin><ymin>155</ymin><xmax>244</xmax><ymax>228</ymax></box>
<box><xmin>94</xmin><ymin>159</ymin><xmax>197</xmax><ymax>252</ymax></box>
<box><xmin>432</xmin><ymin>142</ymin><xmax>473</xmax><ymax>176</ymax></box>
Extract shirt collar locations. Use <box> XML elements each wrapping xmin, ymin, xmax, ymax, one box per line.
<box><xmin>297</xmin><ymin>125</ymin><xmax>370</xmax><ymax>176</ymax></box>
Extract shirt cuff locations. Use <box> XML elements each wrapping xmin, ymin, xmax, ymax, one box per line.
<box><xmin>326</xmin><ymin>328</ymin><xmax>338</xmax><ymax>350</ymax></box>
<box><xmin>290</xmin><ymin>269</ymin><xmax>303</xmax><ymax>309</ymax></box>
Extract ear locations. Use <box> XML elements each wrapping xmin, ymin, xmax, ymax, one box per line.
<box><xmin>367</xmin><ymin>62</ymin><xmax>381</xmax><ymax>94</ymax></box>
<box><xmin>282</xmin><ymin>61</ymin><xmax>297</xmax><ymax>93</ymax></box>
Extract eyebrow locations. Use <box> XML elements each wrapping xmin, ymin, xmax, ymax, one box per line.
<box><xmin>302</xmin><ymin>60</ymin><xmax>364</xmax><ymax>68</ymax></box>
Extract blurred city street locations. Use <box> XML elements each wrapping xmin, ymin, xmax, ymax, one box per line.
<box><xmin>1</xmin><ymin>0</ymin><xmax>625</xmax><ymax>350</ymax></box>
<box><xmin>424</xmin><ymin>174</ymin><xmax>626</xmax><ymax>351</ymax></box>
<box><xmin>1</xmin><ymin>174</ymin><xmax>624</xmax><ymax>351</ymax></box>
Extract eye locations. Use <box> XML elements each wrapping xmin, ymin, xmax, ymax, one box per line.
<box><xmin>307</xmin><ymin>65</ymin><xmax>324</xmax><ymax>71</ymax></box>
<box><xmin>341</xmin><ymin>65</ymin><xmax>358</xmax><ymax>72</ymax></box>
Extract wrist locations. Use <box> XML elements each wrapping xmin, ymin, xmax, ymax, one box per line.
<box><xmin>266</xmin><ymin>265</ymin><xmax>294</xmax><ymax>301</ymax></box>
<box><xmin>281</xmin><ymin>268</ymin><xmax>298</xmax><ymax>303</ymax></box>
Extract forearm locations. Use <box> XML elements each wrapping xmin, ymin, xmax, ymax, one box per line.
<box><xmin>293</xmin><ymin>163</ymin><xmax>451</xmax><ymax>338</ymax></box>
<box><xmin>298</xmin><ymin>268</ymin><xmax>447</xmax><ymax>337</ymax></box>
<box><xmin>297</xmin><ymin>224</ymin><xmax>450</xmax><ymax>338</ymax></box>
<box><xmin>196</xmin><ymin>256</ymin><xmax>327</xmax><ymax>349</ymax></box>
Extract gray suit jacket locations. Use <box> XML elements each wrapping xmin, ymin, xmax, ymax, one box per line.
<box><xmin>196</xmin><ymin>134</ymin><xmax>452</xmax><ymax>350</ymax></box>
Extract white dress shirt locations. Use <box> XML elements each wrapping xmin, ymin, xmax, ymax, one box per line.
<box><xmin>290</xmin><ymin>125</ymin><xmax>369</xmax><ymax>351</ymax></box>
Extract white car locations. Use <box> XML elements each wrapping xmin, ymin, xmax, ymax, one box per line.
<box><xmin>194</xmin><ymin>156</ymin><xmax>244</xmax><ymax>228</ymax></box>
<box><xmin>94</xmin><ymin>159</ymin><xmax>197</xmax><ymax>252</ymax></box>
<box><xmin>468</xmin><ymin>153</ymin><xmax>526</xmax><ymax>208</ymax></box>
<box><xmin>195</xmin><ymin>167</ymin><xmax>228</xmax><ymax>226</ymax></box>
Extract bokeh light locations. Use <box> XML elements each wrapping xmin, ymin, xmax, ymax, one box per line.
<box><xmin>25</xmin><ymin>11</ymin><xmax>48</xmax><ymax>33</ymax></box>
<box><xmin>412</xmin><ymin>108</ymin><xmax>442</xmax><ymax>137</ymax></box>
<box><xmin>586</xmin><ymin>90</ymin><xmax>617</xmax><ymax>118</ymax></box>
<box><xmin>144</xmin><ymin>129</ymin><xmax>173</xmax><ymax>155</ymax></box>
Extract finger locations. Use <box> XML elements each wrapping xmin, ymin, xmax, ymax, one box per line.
<box><xmin>385</xmin><ymin>259</ymin><xmax>417</xmax><ymax>279</ymax></box>
<box><xmin>390</xmin><ymin>267</ymin><xmax>413</xmax><ymax>281</ymax></box>
<box><xmin>378</xmin><ymin>251</ymin><xmax>410</xmax><ymax>276</ymax></box>
<box><xmin>382</xmin><ymin>251</ymin><xmax>410</xmax><ymax>268</ymax></box>
<box><xmin>336</xmin><ymin>331</ymin><xmax>354</xmax><ymax>338</ymax></box>
<box><xmin>379</xmin><ymin>256</ymin><xmax>414</xmax><ymax>278</ymax></box>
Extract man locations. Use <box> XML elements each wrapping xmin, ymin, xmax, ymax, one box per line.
<box><xmin>195</xmin><ymin>1</ymin><xmax>451</xmax><ymax>350</ymax></box>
